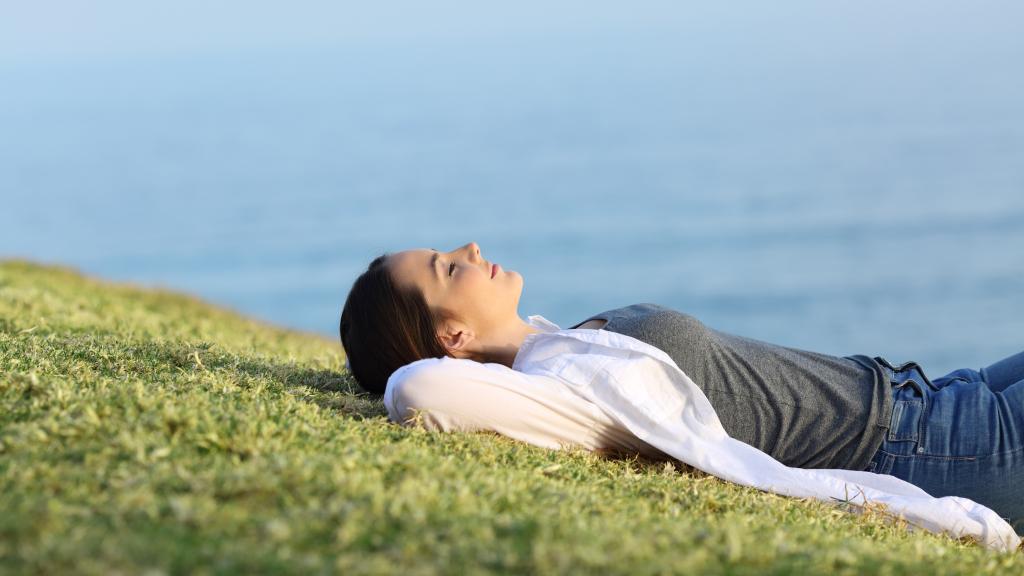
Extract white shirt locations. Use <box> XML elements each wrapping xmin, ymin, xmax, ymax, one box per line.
<box><xmin>384</xmin><ymin>315</ymin><xmax>1020</xmax><ymax>552</ymax></box>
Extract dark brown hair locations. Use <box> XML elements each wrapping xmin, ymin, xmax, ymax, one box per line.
<box><xmin>339</xmin><ymin>253</ymin><xmax>457</xmax><ymax>396</ymax></box>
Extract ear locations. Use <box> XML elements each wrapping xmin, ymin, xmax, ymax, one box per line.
<box><xmin>437</xmin><ymin>320</ymin><xmax>477</xmax><ymax>358</ymax></box>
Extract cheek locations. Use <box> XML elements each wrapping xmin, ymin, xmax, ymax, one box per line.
<box><xmin>465</xmin><ymin>273</ymin><xmax>499</xmax><ymax>302</ymax></box>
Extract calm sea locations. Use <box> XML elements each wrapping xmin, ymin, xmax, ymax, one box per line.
<box><xmin>2</xmin><ymin>7</ymin><xmax>1022</xmax><ymax>376</ymax></box>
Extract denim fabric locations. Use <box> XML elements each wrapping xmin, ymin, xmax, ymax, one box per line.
<box><xmin>864</xmin><ymin>352</ymin><xmax>1024</xmax><ymax>535</ymax></box>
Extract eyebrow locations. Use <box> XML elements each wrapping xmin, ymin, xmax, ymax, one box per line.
<box><xmin>430</xmin><ymin>249</ymin><xmax>440</xmax><ymax>282</ymax></box>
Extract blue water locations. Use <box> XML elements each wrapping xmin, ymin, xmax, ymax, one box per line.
<box><xmin>2</xmin><ymin>5</ymin><xmax>1023</xmax><ymax>376</ymax></box>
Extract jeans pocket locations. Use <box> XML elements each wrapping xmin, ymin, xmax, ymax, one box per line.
<box><xmin>888</xmin><ymin>397</ymin><xmax>923</xmax><ymax>443</ymax></box>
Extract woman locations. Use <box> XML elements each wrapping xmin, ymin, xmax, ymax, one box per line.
<box><xmin>339</xmin><ymin>241</ymin><xmax>1024</xmax><ymax>536</ymax></box>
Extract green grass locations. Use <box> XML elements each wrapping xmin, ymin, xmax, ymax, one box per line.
<box><xmin>1</xmin><ymin>258</ymin><xmax>1021</xmax><ymax>575</ymax></box>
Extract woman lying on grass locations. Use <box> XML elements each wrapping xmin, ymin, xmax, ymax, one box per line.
<box><xmin>339</xmin><ymin>242</ymin><xmax>1023</xmax><ymax>549</ymax></box>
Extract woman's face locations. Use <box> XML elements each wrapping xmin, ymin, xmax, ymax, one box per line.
<box><xmin>387</xmin><ymin>241</ymin><xmax>524</xmax><ymax>342</ymax></box>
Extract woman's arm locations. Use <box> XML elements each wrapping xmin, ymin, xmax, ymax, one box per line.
<box><xmin>386</xmin><ymin>356</ymin><xmax>616</xmax><ymax>453</ymax></box>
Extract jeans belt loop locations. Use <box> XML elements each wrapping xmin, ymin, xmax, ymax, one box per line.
<box><xmin>898</xmin><ymin>365</ymin><xmax>930</xmax><ymax>454</ymax></box>
<box><xmin>905</xmin><ymin>361</ymin><xmax>939</xmax><ymax>392</ymax></box>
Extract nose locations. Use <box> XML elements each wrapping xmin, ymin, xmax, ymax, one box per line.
<box><xmin>464</xmin><ymin>242</ymin><xmax>481</xmax><ymax>261</ymax></box>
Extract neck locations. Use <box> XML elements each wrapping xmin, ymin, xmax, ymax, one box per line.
<box><xmin>478</xmin><ymin>318</ymin><xmax>546</xmax><ymax>368</ymax></box>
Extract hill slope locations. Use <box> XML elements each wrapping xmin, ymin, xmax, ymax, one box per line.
<box><xmin>0</xmin><ymin>259</ymin><xmax>1019</xmax><ymax>574</ymax></box>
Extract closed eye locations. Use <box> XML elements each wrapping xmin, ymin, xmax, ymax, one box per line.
<box><xmin>448</xmin><ymin>262</ymin><xmax>456</xmax><ymax>276</ymax></box>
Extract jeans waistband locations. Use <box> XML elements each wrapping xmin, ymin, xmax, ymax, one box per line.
<box><xmin>873</xmin><ymin>356</ymin><xmax>938</xmax><ymax>395</ymax></box>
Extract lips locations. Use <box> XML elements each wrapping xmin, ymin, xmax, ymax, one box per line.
<box><xmin>491</xmin><ymin>263</ymin><xmax>498</xmax><ymax>278</ymax></box>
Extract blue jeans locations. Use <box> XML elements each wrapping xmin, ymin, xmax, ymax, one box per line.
<box><xmin>864</xmin><ymin>352</ymin><xmax>1024</xmax><ymax>535</ymax></box>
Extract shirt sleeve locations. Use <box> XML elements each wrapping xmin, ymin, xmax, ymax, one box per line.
<box><xmin>385</xmin><ymin>356</ymin><xmax>615</xmax><ymax>454</ymax></box>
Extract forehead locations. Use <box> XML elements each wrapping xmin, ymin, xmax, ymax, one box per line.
<box><xmin>390</xmin><ymin>248</ymin><xmax>434</xmax><ymax>282</ymax></box>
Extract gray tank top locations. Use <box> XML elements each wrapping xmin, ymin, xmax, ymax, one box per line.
<box><xmin>569</xmin><ymin>303</ymin><xmax>892</xmax><ymax>470</ymax></box>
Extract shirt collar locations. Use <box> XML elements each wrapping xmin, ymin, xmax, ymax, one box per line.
<box><xmin>510</xmin><ymin>314</ymin><xmax>562</xmax><ymax>370</ymax></box>
<box><xmin>526</xmin><ymin>314</ymin><xmax>562</xmax><ymax>333</ymax></box>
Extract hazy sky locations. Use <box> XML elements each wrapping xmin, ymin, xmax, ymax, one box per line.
<box><xmin>3</xmin><ymin>1</ymin><xmax>1022</xmax><ymax>64</ymax></box>
<box><xmin>1</xmin><ymin>1</ymin><xmax>686</xmax><ymax>60</ymax></box>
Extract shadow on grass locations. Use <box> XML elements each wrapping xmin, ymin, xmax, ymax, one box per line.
<box><xmin>9</xmin><ymin>329</ymin><xmax>389</xmax><ymax>421</ymax></box>
<box><xmin>14</xmin><ymin>328</ymin><xmax>687</xmax><ymax>471</ymax></box>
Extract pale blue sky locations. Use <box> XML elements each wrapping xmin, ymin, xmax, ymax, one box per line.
<box><xmin>2</xmin><ymin>1</ymin><xmax>680</xmax><ymax>60</ymax></box>
<box><xmin>3</xmin><ymin>1</ymin><xmax>1022</xmax><ymax>64</ymax></box>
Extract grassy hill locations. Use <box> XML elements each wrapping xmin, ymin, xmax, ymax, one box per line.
<box><xmin>1</xmin><ymin>259</ymin><xmax>1020</xmax><ymax>575</ymax></box>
